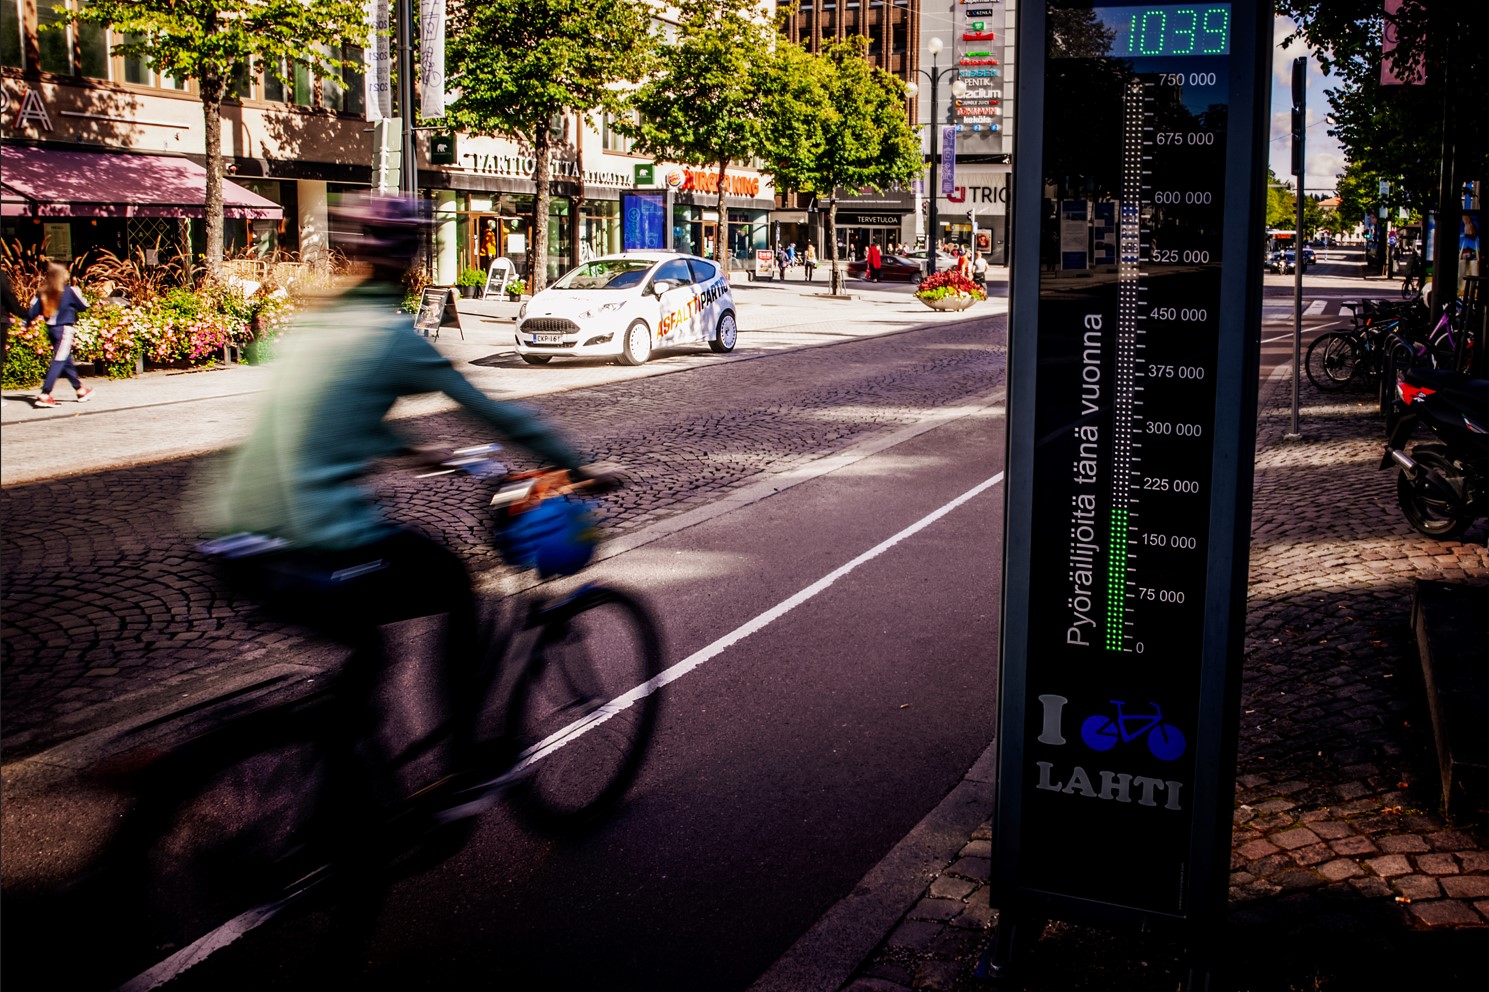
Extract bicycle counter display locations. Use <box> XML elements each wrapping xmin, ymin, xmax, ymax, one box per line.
<box><xmin>997</xmin><ymin>0</ymin><xmax>1268</xmax><ymax>936</ymax></box>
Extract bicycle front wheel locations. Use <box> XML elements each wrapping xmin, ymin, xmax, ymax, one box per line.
<box><xmin>1304</xmin><ymin>331</ymin><xmax>1361</xmax><ymax>390</ymax></box>
<box><xmin>507</xmin><ymin>585</ymin><xmax>663</xmax><ymax>831</ymax></box>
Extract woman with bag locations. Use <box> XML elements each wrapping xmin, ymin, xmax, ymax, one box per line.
<box><xmin>28</xmin><ymin>261</ymin><xmax>94</xmax><ymax>409</ymax></box>
<box><xmin>803</xmin><ymin>244</ymin><xmax>817</xmax><ymax>282</ymax></box>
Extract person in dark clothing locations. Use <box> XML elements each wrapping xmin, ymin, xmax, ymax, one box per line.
<box><xmin>27</xmin><ymin>262</ymin><xmax>94</xmax><ymax>408</ymax></box>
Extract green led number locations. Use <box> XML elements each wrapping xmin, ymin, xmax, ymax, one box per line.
<box><xmin>1200</xmin><ymin>7</ymin><xmax>1229</xmax><ymax>53</ymax></box>
<box><xmin>1129</xmin><ymin>10</ymin><xmax>1166</xmax><ymax>55</ymax></box>
<box><xmin>1172</xmin><ymin>9</ymin><xmax>1196</xmax><ymax>55</ymax></box>
<box><xmin>1120</xmin><ymin>5</ymin><xmax>1229</xmax><ymax>57</ymax></box>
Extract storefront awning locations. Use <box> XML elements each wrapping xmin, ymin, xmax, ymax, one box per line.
<box><xmin>0</xmin><ymin>145</ymin><xmax>283</xmax><ymax>220</ymax></box>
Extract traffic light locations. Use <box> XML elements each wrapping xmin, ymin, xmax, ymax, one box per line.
<box><xmin>1290</xmin><ymin>58</ymin><xmax>1305</xmax><ymax>177</ymax></box>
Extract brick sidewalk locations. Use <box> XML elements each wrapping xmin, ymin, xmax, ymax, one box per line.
<box><xmin>841</xmin><ymin>369</ymin><xmax>1489</xmax><ymax>991</ymax></box>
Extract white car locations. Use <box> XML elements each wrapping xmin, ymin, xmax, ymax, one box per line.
<box><xmin>515</xmin><ymin>251</ymin><xmax>739</xmax><ymax>366</ymax></box>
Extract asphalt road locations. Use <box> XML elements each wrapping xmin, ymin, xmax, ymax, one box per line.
<box><xmin>3</xmin><ymin>312</ymin><xmax>1006</xmax><ymax>991</ymax></box>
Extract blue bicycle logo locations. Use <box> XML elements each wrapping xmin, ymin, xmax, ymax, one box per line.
<box><xmin>1080</xmin><ymin>700</ymin><xmax>1186</xmax><ymax>761</ymax></box>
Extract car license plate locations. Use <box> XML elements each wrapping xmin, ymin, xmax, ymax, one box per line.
<box><xmin>532</xmin><ymin>333</ymin><xmax>563</xmax><ymax>344</ymax></box>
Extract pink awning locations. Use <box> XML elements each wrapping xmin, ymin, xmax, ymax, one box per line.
<box><xmin>0</xmin><ymin>145</ymin><xmax>283</xmax><ymax>220</ymax></box>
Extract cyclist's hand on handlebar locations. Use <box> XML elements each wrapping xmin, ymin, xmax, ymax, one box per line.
<box><xmin>571</xmin><ymin>461</ymin><xmax>625</xmax><ymax>493</ymax></box>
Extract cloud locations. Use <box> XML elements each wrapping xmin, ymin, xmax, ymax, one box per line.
<box><xmin>1269</xmin><ymin>15</ymin><xmax>1345</xmax><ymax>193</ymax></box>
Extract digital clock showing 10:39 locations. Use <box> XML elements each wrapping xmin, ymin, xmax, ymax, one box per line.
<box><xmin>1096</xmin><ymin>4</ymin><xmax>1231</xmax><ymax>57</ymax></box>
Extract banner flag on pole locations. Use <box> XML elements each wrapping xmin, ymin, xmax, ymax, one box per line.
<box><xmin>365</xmin><ymin>0</ymin><xmax>392</xmax><ymax>120</ymax></box>
<box><xmin>418</xmin><ymin>0</ymin><xmax>447</xmax><ymax>119</ymax></box>
<box><xmin>942</xmin><ymin>127</ymin><xmax>957</xmax><ymax>195</ymax></box>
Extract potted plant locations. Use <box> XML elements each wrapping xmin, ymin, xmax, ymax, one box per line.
<box><xmin>456</xmin><ymin>267</ymin><xmax>486</xmax><ymax>298</ymax></box>
<box><xmin>504</xmin><ymin>277</ymin><xmax>526</xmax><ymax>301</ymax></box>
<box><xmin>914</xmin><ymin>271</ymin><xmax>986</xmax><ymax>311</ymax></box>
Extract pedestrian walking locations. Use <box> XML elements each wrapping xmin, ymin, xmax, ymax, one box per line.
<box><xmin>803</xmin><ymin>244</ymin><xmax>817</xmax><ymax>282</ymax></box>
<box><xmin>954</xmin><ymin>247</ymin><xmax>971</xmax><ymax>280</ymax></box>
<box><xmin>786</xmin><ymin>243</ymin><xmax>796</xmax><ymax>268</ymax></box>
<box><xmin>866</xmin><ymin>241</ymin><xmax>883</xmax><ymax>282</ymax></box>
<box><xmin>28</xmin><ymin>261</ymin><xmax>94</xmax><ymax>409</ymax></box>
<box><xmin>775</xmin><ymin>244</ymin><xmax>788</xmax><ymax>281</ymax></box>
<box><xmin>972</xmin><ymin>250</ymin><xmax>988</xmax><ymax>289</ymax></box>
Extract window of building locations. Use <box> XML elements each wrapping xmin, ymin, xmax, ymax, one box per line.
<box><xmin>601</xmin><ymin>111</ymin><xmax>634</xmax><ymax>154</ymax></box>
<box><xmin>36</xmin><ymin>0</ymin><xmax>72</xmax><ymax>74</ymax></box>
<box><xmin>1</xmin><ymin>0</ymin><xmax>21</xmax><ymax>67</ymax></box>
<box><xmin>339</xmin><ymin>45</ymin><xmax>366</xmax><ymax>116</ymax></box>
<box><xmin>261</xmin><ymin>58</ymin><xmax>314</xmax><ymax>107</ymax></box>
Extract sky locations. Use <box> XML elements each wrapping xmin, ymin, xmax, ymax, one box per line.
<box><xmin>1269</xmin><ymin>15</ymin><xmax>1347</xmax><ymax>197</ymax></box>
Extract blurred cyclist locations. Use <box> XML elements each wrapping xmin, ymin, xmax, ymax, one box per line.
<box><xmin>207</xmin><ymin>193</ymin><xmax>589</xmax><ymax>799</ymax></box>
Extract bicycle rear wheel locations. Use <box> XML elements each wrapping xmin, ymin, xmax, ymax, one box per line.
<box><xmin>87</xmin><ymin>701</ymin><xmax>382</xmax><ymax>989</ymax></box>
<box><xmin>506</xmin><ymin>585</ymin><xmax>663</xmax><ymax>831</ymax></box>
<box><xmin>1304</xmin><ymin>331</ymin><xmax>1361</xmax><ymax>390</ymax></box>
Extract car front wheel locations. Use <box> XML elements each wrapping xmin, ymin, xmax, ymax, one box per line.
<box><xmin>620</xmin><ymin>320</ymin><xmax>652</xmax><ymax>366</ymax></box>
<box><xmin>521</xmin><ymin>354</ymin><xmax>552</xmax><ymax>365</ymax></box>
<box><xmin>709</xmin><ymin>312</ymin><xmax>737</xmax><ymax>354</ymax></box>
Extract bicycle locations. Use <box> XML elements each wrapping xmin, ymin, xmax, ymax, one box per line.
<box><xmin>1079</xmin><ymin>700</ymin><xmax>1187</xmax><ymax>762</ymax></box>
<box><xmin>1401</xmin><ymin>250</ymin><xmax>1426</xmax><ymax>299</ymax></box>
<box><xmin>69</xmin><ymin>448</ymin><xmax>664</xmax><ymax>990</ymax></box>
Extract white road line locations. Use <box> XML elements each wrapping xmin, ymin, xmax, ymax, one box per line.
<box><xmin>114</xmin><ymin>469</ymin><xmax>1007</xmax><ymax>990</ymax></box>
<box><xmin>517</xmin><ymin>471</ymin><xmax>1008</xmax><ymax>767</ymax></box>
<box><xmin>1305</xmin><ymin>299</ymin><xmax>1326</xmax><ymax>316</ymax></box>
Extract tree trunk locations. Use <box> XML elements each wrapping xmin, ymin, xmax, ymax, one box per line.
<box><xmin>714</xmin><ymin>158</ymin><xmax>730</xmax><ymax>266</ymax></box>
<box><xmin>826</xmin><ymin>197</ymin><xmax>841</xmax><ymax>295</ymax></box>
<box><xmin>531</xmin><ymin>125</ymin><xmax>552</xmax><ymax>294</ymax></box>
<box><xmin>201</xmin><ymin>68</ymin><xmax>225</xmax><ymax>285</ymax></box>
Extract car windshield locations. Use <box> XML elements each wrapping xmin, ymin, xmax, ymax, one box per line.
<box><xmin>551</xmin><ymin>259</ymin><xmax>653</xmax><ymax>290</ymax></box>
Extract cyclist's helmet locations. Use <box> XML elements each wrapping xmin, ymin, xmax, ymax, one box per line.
<box><xmin>500</xmin><ymin>496</ymin><xmax>599</xmax><ymax>578</ymax></box>
<box><xmin>328</xmin><ymin>192</ymin><xmax>432</xmax><ymax>263</ymax></box>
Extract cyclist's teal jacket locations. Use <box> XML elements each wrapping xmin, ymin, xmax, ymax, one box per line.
<box><xmin>211</xmin><ymin>283</ymin><xmax>583</xmax><ymax>550</ymax></box>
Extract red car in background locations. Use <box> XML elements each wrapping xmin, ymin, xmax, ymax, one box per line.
<box><xmin>845</xmin><ymin>254</ymin><xmax>923</xmax><ymax>282</ymax></box>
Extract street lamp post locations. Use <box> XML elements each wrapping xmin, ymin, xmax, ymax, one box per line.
<box><xmin>905</xmin><ymin>37</ymin><xmax>967</xmax><ymax>277</ymax></box>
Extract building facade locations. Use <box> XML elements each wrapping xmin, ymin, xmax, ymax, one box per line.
<box><xmin>0</xmin><ymin>1</ymin><xmax>775</xmax><ymax>287</ymax></box>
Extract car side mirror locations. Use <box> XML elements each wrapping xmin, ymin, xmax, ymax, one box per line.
<box><xmin>652</xmin><ymin>280</ymin><xmax>674</xmax><ymax>296</ymax></box>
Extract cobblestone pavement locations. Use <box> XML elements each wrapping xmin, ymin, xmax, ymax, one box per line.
<box><xmin>0</xmin><ymin>316</ymin><xmax>1005</xmax><ymax>759</ymax></box>
<box><xmin>840</xmin><ymin>371</ymin><xmax>1489</xmax><ymax>991</ymax></box>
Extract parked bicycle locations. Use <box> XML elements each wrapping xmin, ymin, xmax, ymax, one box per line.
<box><xmin>67</xmin><ymin>448</ymin><xmax>664</xmax><ymax>990</ymax></box>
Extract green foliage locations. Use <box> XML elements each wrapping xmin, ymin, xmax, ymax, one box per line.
<box><xmin>766</xmin><ymin>36</ymin><xmax>921</xmax><ymax>266</ymax></box>
<box><xmin>504</xmin><ymin>277</ymin><xmax>527</xmax><ymax>296</ymax></box>
<box><xmin>1</xmin><ymin>318</ymin><xmax>50</xmax><ymax>389</ymax></box>
<box><xmin>1266</xmin><ymin>169</ymin><xmax>1295</xmax><ymax>229</ymax></box>
<box><xmin>1274</xmin><ymin>1</ymin><xmax>1488</xmax><ymax>215</ymax></box>
<box><xmin>67</xmin><ymin>1</ymin><xmax>367</xmax><ymax>279</ymax></box>
<box><xmin>446</xmin><ymin>0</ymin><xmax>654</xmax><ymax>291</ymax></box>
<box><xmin>457</xmin><ymin>267</ymin><xmax>487</xmax><ymax>287</ymax></box>
<box><xmin>621</xmin><ymin>0</ymin><xmax>779</xmax><ymax>263</ymax></box>
<box><xmin>915</xmin><ymin>271</ymin><xmax>986</xmax><ymax>302</ymax></box>
<box><xmin>69</xmin><ymin>1</ymin><xmax>366</xmax><ymax>99</ymax></box>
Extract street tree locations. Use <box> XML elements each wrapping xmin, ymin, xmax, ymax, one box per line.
<box><xmin>621</xmin><ymin>0</ymin><xmax>779</xmax><ymax>267</ymax></box>
<box><xmin>445</xmin><ymin>0</ymin><xmax>653</xmax><ymax>294</ymax></box>
<box><xmin>69</xmin><ymin>1</ymin><xmax>367</xmax><ymax>283</ymax></box>
<box><xmin>1275</xmin><ymin>1</ymin><xmax>1487</xmax><ymax>215</ymax></box>
<box><xmin>765</xmin><ymin>36</ymin><xmax>921</xmax><ymax>295</ymax></box>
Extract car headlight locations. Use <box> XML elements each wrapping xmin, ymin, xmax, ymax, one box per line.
<box><xmin>578</xmin><ymin>301</ymin><xmax>625</xmax><ymax>319</ymax></box>
<box><xmin>518</xmin><ymin>301</ymin><xmax>528</xmax><ymax>319</ymax></box>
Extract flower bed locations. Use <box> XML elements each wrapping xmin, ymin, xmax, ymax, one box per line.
<box><xmin>1</xmin><ymin>289</ymin><xmax>296</xmax><ymax>388</ymax></box>
<box><xmin>914</xmin><ymin>270</ymin><xmax>987</xmax><ymax>308</ymax></box>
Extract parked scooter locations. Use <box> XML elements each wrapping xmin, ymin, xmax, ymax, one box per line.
<box><xmin>1381</xmin><ymin>367</ymin><xmax>1489</xmax><ymax>538</ymax></box>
